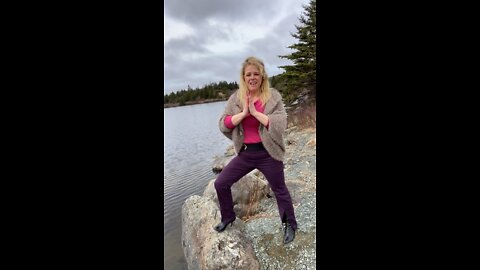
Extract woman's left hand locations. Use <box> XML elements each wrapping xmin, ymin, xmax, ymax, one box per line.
<box><xmin>249</xmin><ymin>97</ymin><xmax>258</xmax><ymax>117</ymax></box>
<box><xmin>248</xmin><ymin>97</ymin><xmax>269</xmax><ymax>126</ymax></box>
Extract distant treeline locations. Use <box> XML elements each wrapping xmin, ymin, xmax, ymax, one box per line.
<box><xmin>164</xmin><ymin>81</ymin><xmax>239</xmax><ymax>106</ymax></box>
<box><xmin>163</xmin><ymin>76</ymin><xmax>292</xmax><ymax>108</ymax></box>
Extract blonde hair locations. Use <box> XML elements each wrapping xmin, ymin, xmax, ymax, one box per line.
<box><xmin>237</xmin><ymin>56</ymin><xmax>271</xmax><ymax>107</ymax></box>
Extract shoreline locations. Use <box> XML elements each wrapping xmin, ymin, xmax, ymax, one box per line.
<box><xmin>164</xmin><ymin>98</ymin><xmax>227</xmax><ymax>108</ymax></box>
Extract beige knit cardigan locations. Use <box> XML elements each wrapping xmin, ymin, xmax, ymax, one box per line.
<box><xmin>218</xmin><ymin>88</ymin><xmax>287</xmax><ymax>162</ymax></box>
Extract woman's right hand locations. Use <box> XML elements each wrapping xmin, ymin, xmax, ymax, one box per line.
<box><xmin>231</xmin><ymin>93</ymin><xmax>250</xmax><ymax>126</ymax></box>
<box><xmin>242</xmin><ymin>93</ymin><xmax>250</xmax><ymax>117</ymax></box>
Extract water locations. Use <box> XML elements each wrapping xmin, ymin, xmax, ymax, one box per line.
<box><xmin>164</xmin><ymin>101</ymin><xmax>231</xmax><ymax>270</ymax></box>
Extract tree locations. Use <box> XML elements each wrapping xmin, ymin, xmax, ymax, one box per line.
<box><xmin>278</xmin><ymin>0</ymin><xmax>316</xmax><ymax>102</ymax></box>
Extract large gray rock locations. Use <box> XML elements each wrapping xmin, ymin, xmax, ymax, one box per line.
<box><xmin>181</xmin><ymin>195</ymin><xmax>260</xmax><ymax>270</ymax></box>
<box><xmin>203</xmin><ymin>170</ymin><xmax>271</xmax><ymax>219</ymax></box>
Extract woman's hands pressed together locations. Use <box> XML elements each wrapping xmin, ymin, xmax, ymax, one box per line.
<box><xmin>230</xmin><ymin>92</ymin><xmax>269</xmax><ymax>127</ymax></box>
<box><xmin>248</xmin><ymin>93</ymin><xmax>269</xmax><ymax>127</ymax></box>
<box><xmin>248</xmin><ymin>93</ymin><xmax>258</xmax><ymax>117</ymax></box>
<box><xmin>242</xmin><ymin>93</ymin><xmax>250</xmax><ymax>117</ymax></box>
<box><xmin>230</xmin><ymin>94</ymin><xmax>249</xmax><ymax>126</ymax></box>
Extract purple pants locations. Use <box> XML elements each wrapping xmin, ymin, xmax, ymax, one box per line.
<box><xmin>214</xmin><ymin>149</ymin><xmax>297</xmax><ymax>230</ymax></box>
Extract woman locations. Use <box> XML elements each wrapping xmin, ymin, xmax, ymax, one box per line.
<box><xmin>214</xmin><ymin>56</ymin><xmax>297</xmax><ymax>244</ymax></box>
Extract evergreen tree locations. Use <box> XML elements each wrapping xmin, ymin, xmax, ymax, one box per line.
<box><xmin>278</xmin><ymin>0</ymin><xmax>316</xmax><ymax>101</ymax></box>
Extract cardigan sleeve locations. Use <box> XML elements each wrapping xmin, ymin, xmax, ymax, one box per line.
<box><xmin>260</xmin><ymin>92</ymin><xmax>287</xmax><ymax>146</ymax></box>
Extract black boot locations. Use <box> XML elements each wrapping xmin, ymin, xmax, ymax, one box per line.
<box><xmin>214</xmin><ymin>218</ymin><xmax>235</xmax><ymax>232</ymax></box>
<box><xmin>283</xmin><ymin>222</ymin><xmax>295</xmax><ymax>244</ymax></box>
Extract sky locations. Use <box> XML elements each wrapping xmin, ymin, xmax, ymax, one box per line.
<box><xmin>164</xmin><ymin>0</ymin><xmax>311</xmax><ymax>95</ymax></box>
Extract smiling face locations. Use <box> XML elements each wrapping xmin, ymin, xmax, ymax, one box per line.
<box><xmin>243</xmin><ymin>64</ymin><xmax>263</xmax><ymax>95</ymax></box>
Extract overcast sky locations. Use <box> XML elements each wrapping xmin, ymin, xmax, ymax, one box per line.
<box><xmin>164</xmin><ymin>0</ymin><xmax>310</xmax><ymax>95</ymax></box>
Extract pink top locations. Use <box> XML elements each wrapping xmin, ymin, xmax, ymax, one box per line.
<box><xmin>224</xmin><ymin>99</ymin><xmax>269</xmax><ymax>144</ymax></box>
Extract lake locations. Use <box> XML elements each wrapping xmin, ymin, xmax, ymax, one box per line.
<box><xmin>164</xmin><ymin>101</ymin><xmax>231</xmax><ymax>269</ymax></box>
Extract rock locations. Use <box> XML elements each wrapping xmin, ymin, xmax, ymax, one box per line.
<box><xmin>225</xmin><ymin>145</ymin><xmax>236</xmax><ymax>156</ymax></box>
<box><xmin>212</xmin><ymin>155</ymin><xmax>235</xmax><ymax>174</ymax></box>
<box><xmin>286</xmin><ymin>126</ymin><xmax>298</xmax><ymax>133</ymax></box>
<box><xmin>203</xmin><ymin>170</ymin><xmax>271</xmax><ymax>219</ymax></box>
<box><xmin>306</xmin><ymin>138</ymin><xmax>316</xmax><ymax>146</ymax></box>
<box><xmin>182</xmin><ymin>195</ymin><xmax>260</xmax><ymax>270</ymax></box>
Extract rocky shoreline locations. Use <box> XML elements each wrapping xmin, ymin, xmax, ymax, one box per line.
<box><xmin>181</xmin><ymin>126</ymin><xmax>316</xmax><ymax>270</ymax></box>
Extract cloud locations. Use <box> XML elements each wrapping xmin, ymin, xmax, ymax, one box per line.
<box><xmin>164</xmin><ymin>16</ymin><xmax>195</xmax><ymax>44</ymax></box>
<box><xmin>164</xmin><ymin>0</ymin><xmax>311</xmax><ymax>94</ymax></box>
<box><xmin>164</xmin><ymin>0</ymin><xmax>276</xmax><ymax>25</ymax></box>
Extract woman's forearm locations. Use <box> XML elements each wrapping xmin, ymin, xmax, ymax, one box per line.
<box><xmin>231</xmin><ymin>112</ymin><xmax>247</xmax><ymax>126</ymax></box>
<box><xmin>252</xmin><ymin>111</ymin><xmax>269</xmax><ymax>127</ymax></box>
